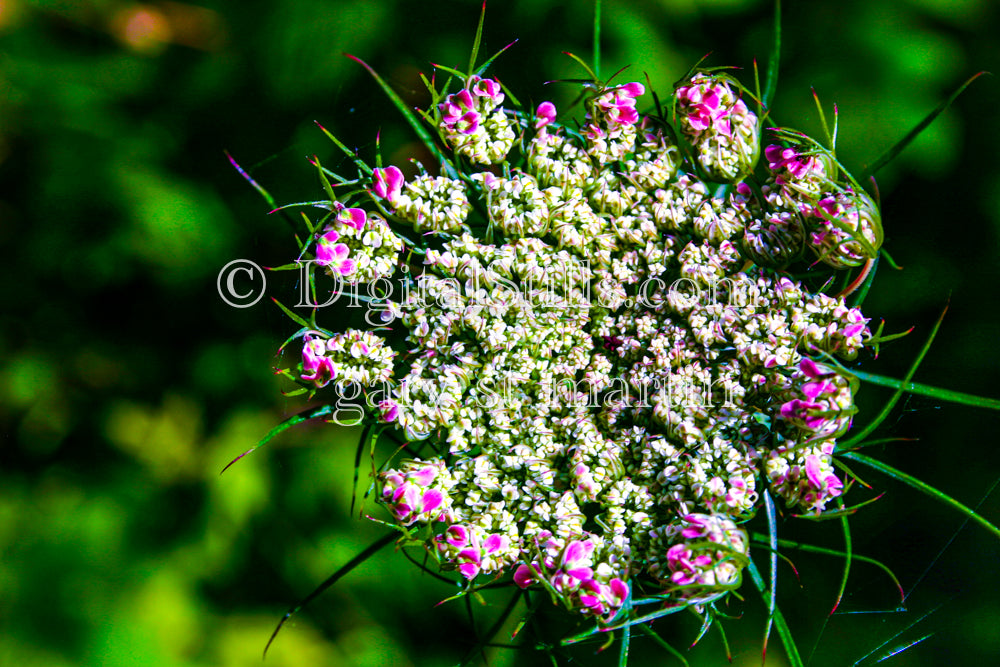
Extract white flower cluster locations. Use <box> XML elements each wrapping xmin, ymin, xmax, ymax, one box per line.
<box><xmin>394</xmin><ymin>174</ymin><xmax>472</xmax><ymax>234</ymax></box>
<box><xmin>299</xmin><ymin>329</ymin><xmax>396</xmax><ymax>389</ymax></box>
<box><xmin>438</xmin><ymin>75</ymin><xmax>516</xmax><ymax>165</ymax></box>
<box><xmin>289</xmin><ymin>70</ymin><xmax>881</xmax><ymax>625</ymax></box>
<box><xmin>674</xmin><ymin>72</ymin><xmax>761</xmax><ymax>182</ymax></box>
<box><xmin>314</xmin><ymin>208</ymin><xmax>404</xmax><ymax>284</ymax></box>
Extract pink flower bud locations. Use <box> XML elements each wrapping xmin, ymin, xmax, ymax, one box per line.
<box><xmin>535</xmin><ymin>101</ymin><xmax>557</xmax><ymax>129</ymax></box>
<box><xmin>372</xmin><ymin>165</ymin><xmax>404</xmax><ymax>203</ymax></box>
<box><xmin>513</xmin><ymin>564</ymin><xmax>536</xmax><ymax>588</ymax></box>
<box><xmin>337</xmin><ymin>207</ymin><xmax>367</xmax><ymax>231</ymax></box>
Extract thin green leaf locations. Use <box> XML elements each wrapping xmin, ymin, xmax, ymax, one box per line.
<box><xmin>841</xmin><ymin>451</ymin><xmax>1000</xmax><ymax>542</ymax></box>
<box><xmin>880</xmin><ymin>248</ymin><xmax>903</xmax><ymax>269</ymax></box>
<box><xmin>225</xmin><ymin>150</ymin><xmax>278</xmax><ymax>210</ymax></box>
<box><xmin>431</xmin><ymin>62</ymin><xmax>468</xmax><ymax>81</ymax></box>
<box><xmin>467</xmin><ymin>0</ymin><xmax>487</xmax><ymax>76</ymax></box>
<box><xmin>811</xmin><ymin>89</ymin><xmax>834</xmax><ymax>151</ymax></box>
<box><xmin>458</xmin><ymin>590</ymin><xmax>524</xmax><ymax>667</ymax></box>
<box><xmin>832</xmin><ymin>512</ymin><xmax>853</xmax><ymax>615</ymax></box>
<box><xmin>850</xmin><ymin>604</ymin><xmax>943</xmax><ymax>665</ymax></box>
<box><xmin>763</xmin><ymin>490</ymin><xmax>778</xmax><ymax>661</ymax></box>
<box><xmin>792</xmin><ymin>492</ymin><xmax>886</xmax><ymax>519</ymax></box>
<box><xmin>841</xmin><ymin>436</ymin><xmax>917</xmax><ymax>452</ymax></box>
<box><xmin>563</xmin><ymin>51</ymin><xmax>598</xmax><ymax>84</ymax></box>
<box><xmin>265</xmin><ymin>262</ymin><xmax>311</xmax><ymax>272</ymax></box>
<box><xmin>618</xmin><ymin>613</ymin><xmax>631</xmax><ymax>667</ymax></box>
<box><xmin>498</xmin><ymin>77</ymin><xmax>522</xmax><ymax>109</ymax></box>
<box><xmin>873</xmin><ymin>633</ymin><xmax>934</xmax><ymax>664</ymax></box>
<box><xmin>221</xmin><ymin>404</ymin><xmax>333</xmax><ymax>474</ymax></box>
<box><xmin>839</xmin><ymin>302</ymin><xmax>949</xmax><ymax>449</ymax></box>
<box><xmin>750</xmin><ymin>534</ymin><xmax>904</xmax><ymax>602</ymax></box>
<box><xmin>753</xmin><ymin>59</ymin><xmax>763</xmax><ymax>117</ymax></box>
<box><xmin>747</xmin><ymin>557</ymin><xmax>804</xmax><ymax>667</ymax></box>
<box><xmin>561</xmin><ymin>602</ymin><xmax>691</xmax><ymax>645</ymax></box>
<box><xmin>400</xmin><ymin>546</ymin><xmax>459</xmax><ymax>584</ymax></box>
<box><xmin>271</xmin><ymin>297</ymin><xmax>312</xmax><ymax>329</ymax></box>
<box><xmin>264</xmin><ymin>532</ymin><xmax>397</xmax><ymax>657</ymax></box>
<box><xmin>345</xmin><ymin>53</ymin><xmax>459</xmax><ymax>178</ymax></box>
<box><xmin>311</xmin><ymin>155</ymin><xmax>337</xmax><ymax>204</ymax></box>
<box><xmin>863</xmin><ymin>319</ymin><xmax>913</xmax><ymax>359</ymax></box>
<box><xmin>226</xmin><ymin>150</ymin><xmax>301</xmax><ymax>235</ymax></box>
<box><xmin>690</xmin><ymin>607</ymin><xmax>715</xmax><ymax>647</ymax></box>
<box><xmin>861</xmin><ymin>72</ymin><xmax>989</xmax><ymax>180</ymax></box>
<box><xmin>313</xmin><ymin>121</ymin><xmax>373</xmax><ymax>176</ymax></box>
<box><xmin>593</xmin><ymin>0</ymin><xmax>602</xmax><ymax>81</ymax></box>
<box><xmin>715</xmin><ymin>618</ymin><xmax>732</xmax><ymax>662</ymax></box>
<box><xmin>350</xmin><ymin>424</ymin><xmax>377</xmax><ymax>518</ymax></box>
<box><xmin>848</xmin><ymin>255</ymin><xmax>879</xmax><ymax>307</ymax></box>
<box><xmin>637</xmin><ymin>624</ymin><xmax>690</xmax><ymax>666</ymax></box>
<box><xmin>762</xmin><ymin>0</ymin><xmax>781</xmax><ymax>107</ymax></box>
<box><xmin>298</xmin><ymin>210</ymin><xmax>317</xmax><ymax>237</ymax></box>
<box><xmin>864</xmin><ymin>328</ymin><xmax>914</xmax><ymax>347</ymax></box>
<box><xmin>268</xmin><ymin>200</ymin><xmax>333</xmax><ymax>214</ymax></box>
<box><xmin>849</xmin><ymin>369</ymin><xmax>1000</xmax><ymax>411</ymax></box>
<box><xmin>473</xmin><ymin>39</ymin><xmax>520</xmax><ymax>78</ymax></box>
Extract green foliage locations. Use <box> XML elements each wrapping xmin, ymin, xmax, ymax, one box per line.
<box><xmin>2</xmin><ymin>1</ymin><xmax>999</xmax><ymax>666</ymax></box>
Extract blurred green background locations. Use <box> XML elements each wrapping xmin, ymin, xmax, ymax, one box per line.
<box><xmin>2</xmin><ymin>0</ymin><xmax>999</xmax><ymax>665</ymax></box>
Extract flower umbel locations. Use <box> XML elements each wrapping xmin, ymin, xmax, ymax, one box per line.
<box><xmin>259</xmin><ymin>42</ymin><xmax>900</xmax><ymax>644</ymax></box>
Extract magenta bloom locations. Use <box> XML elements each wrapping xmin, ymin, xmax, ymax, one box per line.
<box><xmin>766</xmin><ymin>144</ymin><xmax>828</xmax><ymax>182</ymax></box>
<box><xmin>372</xmin><ymin>165</ymin><xmax>404</xmax><ymax>203</ymax></box>
<box><xmin>337</xmin><ymin>207</ymin><xmax>367</xmax><ymax>231</ymax></box>
<box><xmin>677</xmin><ymin>82</ymin><xmax>724</xmax><ymax>132</ymax></box>
<box><xmin>780</xmin><ymin>398</ymin><xmax>826</xmax><ymax>429</ymax></box>
<box><xmin>470</xmin><ymin>75</ymin><xmax>504</xmax><ymax>105</ymax></box>
<box><xmin>594</xmin><ymin>82</ymin><xmax>644</xmax><ymax>127</ymax></box>
<box><xmin>513</xmin><ymin>563</ymin><xmax>537</xmax><ymax>588</ymax></box>
<box><xmin>315</xmin><ymin>237</ymin><xmax>356</xmax><ymax>276</ymax></box>
<box><xmin>765</xmin><ymin>144</ymin><xmax>797</xmax><ymax>170</ymax></box>
<box><xmin>535</xmin><ymin>101</ymin><xmax>557</xmax><ymax>129</ymax></box>
<box><xmin>378</xmin><ymin>399</ymin><xmax>400</xmax><ymax>423</ymax></box>
<box><xmin>300</xmin><ymin>335</ymin><xmax>335</xmax><ymax>388</ymax></box>
<box><xmin>440</xmin><ymin>89</ymin><xmax>481</xmax><ymax>134</ymax></box>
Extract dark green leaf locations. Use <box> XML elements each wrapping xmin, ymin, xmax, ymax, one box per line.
<box><xmin>839</xmin><ymin>302</ymin><xmax>948</xmax><ymax>449</ymax></box>
<box><xmin>747</xmin><ymin>557</ymin><xmax>804</xmax><ymax>667</ymax></box>
<box><xmin>271</xmin><ymin>296</ymin><xmax>312</xmax><ymax>329</ymax></box>
<box><xmin>467</xmin><ymin>0</ymin><xmax>487</xmax><ymax>76</ymax></box>
<box><xmin>474</xmin><ymin>39</ymin><xmax>520</xmax><ymax>80</ymax></box>
<box><xmin>593</xmin><ymin>0</ymin><xmax>602</xmax><ymax>82</ymax></box>
<box><xmin>264</xmin><ymin>532</ymin><xmax>397</xmax><ymax>657</ymax></box>
<box><xmin>840</xmin><ymin>451</ymin><xmax>1000</xmax><ymax>542</ymax></box>
<box><xmin>313</xmin><ymin>121</ymin><xmax>373</xmax><ymax>177</ymax></box>
<box><xmin>762</xmin><ymin>0</ymin><xmax>781</xmax><ymax>108</ymax></box>
<box><xmin>346</xmin><ymin>53</ymin><xmax>459</xmax><ymax>179</ymax></box>
<box><xmin>636</xmin><ymin>624</ymin><xmax>690</xmax><ymax>666</ymax></box>
<box><xmin>221</xmin><ymin>403</ymin><xmax>333</xmax><ymax>474</ymax></box>
<box><xmin>849</xmin><ymin>369</ymin><xmax>1000</xmax><ymax>411</ymax></box>
<box><xmin>861</xmin><ymin>72</ymin><xmax>989</xmax><ymax>179</ymax></box>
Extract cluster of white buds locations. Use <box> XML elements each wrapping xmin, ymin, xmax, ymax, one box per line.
<box><xmin>674</xmin><ymin>72</ymin><xmax>761</xmax><ymax>182</ymax></box>
<box><xmin>761</xmin><ymin>142</ymin><xmax>883</xmax><ymax>268</ymax></box>
<box><xmin>314</xmin><ymin>207</ymin><xmax>403</xmax><ymax>283</ymax></box>
<box><xmin>438</xmin><ymin>75</ymin><xmax>516</xmax><ymax>165</ymax></box>
<box><xmin>299</xmin><ymin>329</ymin><xmax>395</xmax><ymax>389</ymax></box>
<box><xmin>808</xmin><ymin>189</ymin><xmax>883</xmax><ymax>268</ymax></box>
<box><xmin>648</xmin><ymin>513</ymin><xmax>748</xmax><ymax>603</ymax></box>
<box><xmin>280</xmin><ymin>62</ymin><xmax>886</xmax><ymax>626</ymax></box>
<box><xmin>392</xmin><ymin>174</ymin><xmax>472</xmax><ymax>234</ymax></box>
<box><xmin>583</xmin><ymin>82</ymin><xmax>645</xmax><ymax>163</ymax></box>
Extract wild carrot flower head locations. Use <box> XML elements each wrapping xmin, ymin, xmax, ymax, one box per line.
<box><xmin>268</xmin><ymin>40</ymin><xmax>892</xmax><ymax>633</ymax></box>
